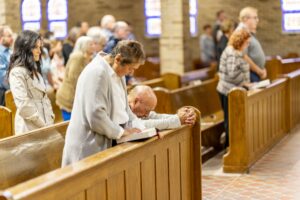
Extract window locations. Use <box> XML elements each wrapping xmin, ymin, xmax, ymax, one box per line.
<box><xmin>21</xmin><ymin>0</ymin><xmax>42</xmax><ymax>31</ymax></box>
<box><xmin>281</xmin><ymin>0</ymin><xmax>300</xmax><ymax>33</ymax></box>
<box><xmin>47</xmin><ymin>0</ymin><xmax>68</xmax><ymax>39</ymax></box>
<box><xmin>145</xmin><ymin>0</ymin><xmax>198</xmax><ymax>37</ymax></box>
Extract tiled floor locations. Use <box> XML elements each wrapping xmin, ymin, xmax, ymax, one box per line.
<box><xmin>202</xmin><ymin>125</ymin><xmax>300</xmax><ymax>200</ymax></box>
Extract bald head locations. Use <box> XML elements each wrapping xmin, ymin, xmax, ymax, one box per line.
<box><xmin>128</xmin><ymin>85</ymin><xmax>157</xmax><ymax>118</ymax></box>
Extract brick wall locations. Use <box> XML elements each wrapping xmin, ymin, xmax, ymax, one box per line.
<box><xmin>2</xmin><ymin>0</ymin><xmax>300</xmax><ymax>58</ymax></box>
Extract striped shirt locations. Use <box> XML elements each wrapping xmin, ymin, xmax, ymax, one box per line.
<box><xmin>217</xmin><ymin>46</ymin><xmax>250</xmax><ymax>95</ymax></box>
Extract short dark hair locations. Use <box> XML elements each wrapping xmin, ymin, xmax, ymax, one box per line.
<box><xmin>110</xmin><ymin>40</ymin><xmax>146</xmax><ymax>66</ymax></box>
<box><xmin>216</xmin><ymin>10</ymin><xmax>225</xmax><ymax>18</ymax></box>
<box><xmin>203</xmin><ymin>24</ymin><xmax>212</xmax><ymax>31</ymax></box>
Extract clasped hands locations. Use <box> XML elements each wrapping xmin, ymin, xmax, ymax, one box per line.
<box><xmin>177</xmin><ymin>107</ymin><xmax>197</xmax><ymax>126</ymax></box>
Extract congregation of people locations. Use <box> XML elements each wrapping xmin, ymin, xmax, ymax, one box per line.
<box><xmin>0</xmin><ymin>6</ymin><xmax>267</xmax><ymax>166</ymax></box>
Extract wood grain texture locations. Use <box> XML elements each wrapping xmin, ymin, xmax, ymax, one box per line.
<box><xmin>0</xmin><ymin>123</ymin><xmax>202</xmax><ymax>200</ymax></box>
<box><xmin>0</xmin><ymin>106</ymin><xmax>12</xmax><ymax>139</ymax></box>
<box><xmin>224</xmin><ymin>79</ymin><xmax>288</xmax><ymax>173</ymax></box>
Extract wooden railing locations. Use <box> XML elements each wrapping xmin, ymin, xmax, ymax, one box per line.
<box><xmin>0</xmin><ymin>121</ymin><xmax>202</xmax><ymax>200</ymax></box>
<box><xmin>223</xmin><ymin>79</ymin><xmax>288</xmax><ymax>173</ymax></box>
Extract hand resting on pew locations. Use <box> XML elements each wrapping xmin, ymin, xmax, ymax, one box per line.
<box><xmin>177</xmin><ymin>107</ymin><xmax>197</xmax><ymax>126</ymax></box>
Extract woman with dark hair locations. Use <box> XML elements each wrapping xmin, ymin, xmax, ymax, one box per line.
<box><xmin>217</xmin><ymin>28</ymin><xmax>251</xmax><ymax>147</ymax></box>
<box><xmin>8</xmin><ymin>30</ymin><xmax>54</xmax><ymax>135</ymax></box>
<box><xmin>62</xmin><ymin>40</ymin><xmax>146</xmax><ymax>166</ymax></box>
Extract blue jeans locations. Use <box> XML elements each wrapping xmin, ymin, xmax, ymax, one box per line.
<box><xmin>250</xmin><ymin>71</ymin><xmax>261</xmax><ymax>83</ymax></box>
<box><xmin>62</xmin><ymin>110</ymin><xmax>71</xmax><ymax>121</ymax></box>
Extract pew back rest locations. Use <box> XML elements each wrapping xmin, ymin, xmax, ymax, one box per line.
<box><xmin>154</xmin><ymin>77</ymin><xmax>221</xmax><ymax>117</ymax></box>
<box><xmin>5</xmin><ymin>91</ymin><xmax>16</xmax><ymax>134</ymax></box>
<box><xmin>266</xmin><ymin>57</ymin><xmax>300</xmax><ymax>80</ymax></box>
<box><xmin>163</xmin><ymin>67</ymin><xmax>216</xmax><ymax>88</ymax></box>
<box><xmin>0</xmin><ymin>121</ymin><xmax>68</xmax><ymax>190</ymax></box>
<box><xmin>0</xmin><ymin>123</ymin><xmax>202</xmax><ymax>200</ymax></box>
<box><xmin>0</xmin><ymin>106</ymin><xmax>12</xmax><ymax>139</ymax></box>
<box><xmin>281</xmin><ymin>58</ymin><xmax>300</xmax><ymax>74</ymax></box>
<box><xmin>223</xmin><ymin>79</ymin><xmax>288</xmax><ymax>173</ymax></box>
<box><xmin>134</xmin><ymin>58</ymin><xmax>160</xmax><ymax>80</ymax></box>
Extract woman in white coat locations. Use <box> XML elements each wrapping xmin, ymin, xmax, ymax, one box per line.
<box><xmin>8</xmin><ymin>30</ymin><xmax>54</xmax><ymax>135</ymax></box>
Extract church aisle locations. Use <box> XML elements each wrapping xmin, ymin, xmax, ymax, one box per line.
<box><xmin>202</xmin><ymin>125</ymin><xmax>300</xmax><ymax>200</ymax></box>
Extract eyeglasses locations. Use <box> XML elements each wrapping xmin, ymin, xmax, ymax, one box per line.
<box><xmin>248</xmin><ymin>16</ymin><xmax>259</xmax><ymax>21</ymax></box>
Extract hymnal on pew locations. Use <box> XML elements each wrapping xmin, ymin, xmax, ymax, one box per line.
<box><xmin>116</xmin><ymin>128</ymin><xmax>157</xmax><ymax>144</ymax></box>
<box><xmin>243</xmin><ymin>79</ymin><xmax>271</xmax><ymax>90</ymax></box>
<box><xmin>250</xmin><ymin>79</ymin><xmax>271</xmax><ymax>90</ymax></box>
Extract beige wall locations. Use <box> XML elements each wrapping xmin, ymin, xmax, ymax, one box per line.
<box><xmin>2</xmin><ymin>0</ymin><xmax>300</xmax><ymax>58</ymax></box>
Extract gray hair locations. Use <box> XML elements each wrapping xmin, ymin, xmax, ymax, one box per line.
<box><xmin>101</xmin><ymin>15</ymin><xmax>116</xmax><ymax>29</ymax></box>
<box><xmin>72</xmin><ymin>36</ymin><xmax>93</xmax><ymax>54</ymax></box>
<box><xmin>87</xmin><ymin>26</ymin><xmax>108</xmax><ymax>43</ymax></box>
<box><xmin>114</xmin><ymin>21</ymin><xmax>128</xmax><ymax>33</ymax></box>
<box><xmin>239</xmin><ymin>7</ymin><xmax>258</xmax><ymax>22</ymax></box>
<box><xmin>0</xmin><ymin>25</ymin><xmax>12</xmax><ymax>38</ymax></box>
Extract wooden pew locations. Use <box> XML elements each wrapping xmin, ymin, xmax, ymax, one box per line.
<box><xmin>129</xmin><ymin>66</ymin><xmax>217</xmax><ymax>91</ymax></box>
<box><xmin>4</xmin><ymin>91</ymin><xmax>16</xmax><ymax>134</ymax></box>
<box><xmin>0</xmin><ymin>106</ymin><xmax>12</xmax><ymax>139</ymax></box>
<box><xmin>153</xmin><ymin>77</ymin><xmax>224</xmax><ymax>150</ymax></box>
<box><xmin>134</xmin><ymin>57</ymin><xmax>160</xmax><ymax>80</ymax></box>
<box><xmin>0</xmin><ymin>122</ymin><xmax>202</xmax><ymax>200</ymax></box>
<box><xmin>266</xmin><ymin>57</ymin><xmax>300</xmax><ymax>81</ymax></box>
<box><xmin>283</xmin><ymin>69</ymin><xmax>300</xmax><ymax>130</ymax></box>
<box><xmin>223</xmin><ymin>78</ymin><xmax>289</xmax><ymax>173</ymax></box>
<box><xmin>0</xmin><ymin>121</ymin><xmax>68</xmax><ymax>190</ymax></box>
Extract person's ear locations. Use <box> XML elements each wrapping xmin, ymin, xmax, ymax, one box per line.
<box><xmin>115</xmin><ymin>54</ymin><xmax>122</xmax><ymax>65</ymax></box>
<box><xmin>134</xmin><ymin>97</ymin><xmax>139</xmax><ymax>105</ymax></box>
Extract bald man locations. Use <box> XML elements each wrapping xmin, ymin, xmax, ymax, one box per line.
<box><xmin>128</xmin><ymin>85</ymin><xmax>196</xmax><ymax>130</ymax></box>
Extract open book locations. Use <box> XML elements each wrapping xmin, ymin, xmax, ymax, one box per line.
<box><xmin>116</xmin><ymin>128</ymin><xmax>157</xmax><ymax>144</ymax></box>
<box><xmin>249</xmin><ymin>79</ymin><xmax>271</xmax><ymax>90</ymax></box>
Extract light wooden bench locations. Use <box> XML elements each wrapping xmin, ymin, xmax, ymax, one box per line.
<box><xmin>154</xmin><ymin>77</ymin><xmax>224</xmax><ymax>150</ymax></box>
<box><xmin>0</xmin><ymin>121</ymin><xmax>202</xmax><ymax>200</ymax></box>
<box><xmin>0</xmin><ymin>106</ymin><xmax>12</xmax><ymax>139</ymax></box>
<box><xmin>223</xmin><ymin>78</ymin><xmax>289</xmax><ymax>173</ymax></box>
<box><xmin>266</xmin><ymin>57</ymin><xmax>300</xmax><ymax>81</ymax></box>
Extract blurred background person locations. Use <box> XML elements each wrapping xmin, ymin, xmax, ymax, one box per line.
<box><xmin>0</xmin><ymin>25</ymin><xmax>13</xmax><ymax>105</ymax></box>
<box><xmin>62</xmin><ymin>27</ymin><xmax>80</xmax><ymax>65</ymax></box>
<box><xmin>56</xmin><ymin>36</ymin><xmax>94</xmax><ymax>121</ymax></box>
<box><xmin>50</xmin><ymin>40</ymin><xmax>65</xmax><ymax>90</ymax></box>
<box><xmin>200</xmin><ymin>24</ymin><xmax>216</xmax><ymax>67</ymax></box>
<box><xmin>103</xmin><ymin>21</ymin><xmax>129</xmax><ymax>53</ymax></box>
<box><xmin>216</xmin><ymin>19</ymin><xmax>236</xmax><ymax>65</ymax></box>
<box><xmin>77</xmin><ymin>21</ymin><xmax>89</xmax><ymax>36</ymax></box>
<box><xmin>213</xmin><ymin>10</ymin><xmax>227</xmax><ymax>44</ymax></box>
<box><xmin>100</xmin><ymin>14</ymin><xmax>116</xmax><ymax>39</ymax></box>
<box><xmin>87</xmin><ymin>26</ymin><xmax>108</xmax><ymax>55</ymax></box>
